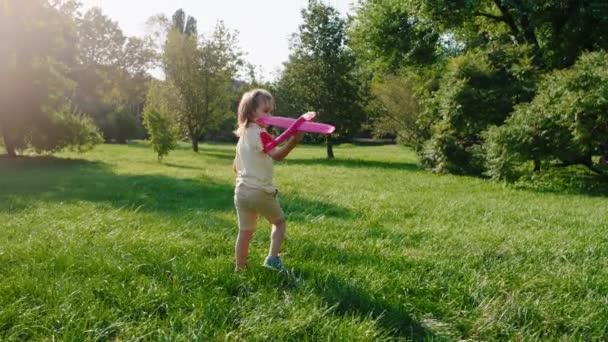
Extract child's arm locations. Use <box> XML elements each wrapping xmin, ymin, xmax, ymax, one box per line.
<box><xmin>266</xmin><ymin>132</ymin><xmax>304</xmax><ymax>161</ymax></box>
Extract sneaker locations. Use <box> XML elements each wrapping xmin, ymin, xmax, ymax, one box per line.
<box><xmin>263</xmin><ymin>256</ymin><xmax>286</xmax><ymax>273</ymax></box>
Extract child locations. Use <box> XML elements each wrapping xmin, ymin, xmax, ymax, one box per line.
<box><xmin>232</xmin><ymin>88</ymin><xmax>309</xmax><ymax>272</ymax></box>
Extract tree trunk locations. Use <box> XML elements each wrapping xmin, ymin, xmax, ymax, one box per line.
<box><xmin>600</xmin><ymin>144</ymin><xmax>608</xmax><ymax>165</ymax></box>
<box><xmin>1</xmin><ymin>123</ymin><xmax>17</xmax><ymax>158</ymax></box>
<box><xmin>577</xmin><ymin>154</ymin><xmax>593</xmax><ymax>168</ymax></box>
<box><xmin>326</xmin><ymin>135</ymin><xmax>334</xmax><ymax>159</ymax></box>
<box><xmin>192</xmin><ymin>138</ymin><xmax>199</xmax><ymax>153</ymax></box>
<box><xmin>492</xmin><ymin>0</ymin><xmax>522</xmax><ymax>43</ymax></box>
<box><xmin>188</xmin><ymin>125</ymin><xmax>199</xmax><ymax>152</ymax></box>
<box><xmin>533</xmin><ymin>159</ymin><xmax>541</xmax><ymax>172</ymax></box>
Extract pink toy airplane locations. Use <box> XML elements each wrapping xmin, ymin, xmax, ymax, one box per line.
<box><xmin>256</xmin><ymin>112</ymin><xmax>335</xmax><ymax>153</ymax></box>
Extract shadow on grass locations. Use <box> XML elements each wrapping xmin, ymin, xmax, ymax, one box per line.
<box><xmin>221</xmin><ymin>255</ymin><xmax>434</xmax><ymax>340</ymax></box>
<box><xmin>0</xmin><ymin>155</ymin><xmax>92</xmax><ymax>169</ymax></box>
<box><xmin>125</xmin><ymin>142</ymin><xmax>236</xmax><ymax>161</ymax></box>
<box><xmin>0</xmin><ymin>156</ymin><xmax>350</xmax><ymax>221</ymax></box>
<box><xmin>199</xmin><ymin>151</ymin><xmax>235</xmax><ymax>161</ymax></box>
<box><xmin>295</xmin><ymin>237</ymin><xmax>420</xmax><ymax>275</ymax></box>
<box><xmin>0</xmin><ymin>156</ymin><xmax>232</xmax><ymax>215</ymax></box>
<box><xmin>266</xmin><ymin>234</ymin><xmax>436</xmax><ymax>340</ymax></box>
<box><xmin>196</xmin><ymin>144</ymin><xmax>419</xmax><ymax>172</ymax></box>
<box><xmin>284</xmin><ymin>158</ymin><xmax>420</xmax><ymax>172</ymax></box>
<box><xmin>127</xmin><ymin>141</ymin><xmax>235</xmax><ymax>151</ymax></box>
<box><xmin>163</xmin><ymin>162</ymin><xmax>204</xmax><ymax>171</ymax></box>
<box><xmin>512</xmin><ymin>166</ymin><xmax>608</xmax><ymax>198</ymax></box>
<box><xmin>309</xmin><ymin>271</ymin><xmax>434</xmax><ymax>340</ymax></box>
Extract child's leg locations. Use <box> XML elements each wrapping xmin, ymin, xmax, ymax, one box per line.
<box><xmin>257</xmin><ymin>191</ymin><xmax>286</xmax><ymax>258</ymax></box>
<box><xmin>234</xmin><ymin>195</ymin><xmax>257</xmax><ymax>271</ymax></box>
<box><xmin>235</xmin><ymin>229</ymin><xmax>254</xmax><ymax>271</ymax></box>
<box><xmin>268</xmin><ymin>217</ymin><xmax>286</xmax><ymax>257</ymax></box>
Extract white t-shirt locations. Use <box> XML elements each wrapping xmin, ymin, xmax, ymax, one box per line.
<box><xmin>234</xmin><ymin>123</ymin><xmax>275</xmax><ymax>193</ymax></box>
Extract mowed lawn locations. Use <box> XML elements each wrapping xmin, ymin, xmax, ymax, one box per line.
<box><xmin>1</xmin><ymin>142</ymin><xmax>607</xmax><ymax>341</ymax></box>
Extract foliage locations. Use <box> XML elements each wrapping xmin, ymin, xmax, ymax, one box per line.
<box><xmin>348</xmin><ymin>0</ymin><xmax>440</xmax><ymax>73</ymax></box>
<box><xmin>163</xmin><ymin>12</ymin><xmax>242</xmax><ymax>152</ymax></box>
<box><xmin>485</xmin><ymin>51</ymin><xmax>608</xmax><ymax>180</ymax></box>
<box><xmin>368</xmin><ymin>74</ymin><xmax>424</xmax><ymax>146</ymax></box>
<box><xmin>0</xmin><ymin>0</ymin><xmax>103</xmax><ymax>156</ymax></box>
<box><xmin>73</xmin><ymin>7</ymin><xmax>155</xmax><ymax>144</ymax></box>
<box><xmin>350</xmin><ymin>0</ymin><xmax>608</xmax><ymax>179</ymax></box>
<box><xmin>275</xmin><ymin>0</ymin><xmax>365</xmax><ymax>157</ymax></box>
<box><xmin>77</xmin><ymin>7</ymin><xmax>125</xmax><ymax>67</ymax></box>
<box><xmin>419</xmin><ymin>121</ymin><xmax>487</xmax><ymax>175</ymax></box>
<box><xmin>417</xmin><ymin>0</ymin><xmax>608</xmax><ymax>69</ymax></box>
<box><xmin>105</xmin><ymin>108</ymin><xmax>144</xmax><ymax>144</ymax></box>
<box><xmin>142</xmin><ymin>81</ymin><xmax>179</xmax><ymax>161</ymax></box>
<box><xmin>198</xmin><ymin>22</ymin><xmax>243</xmax><ymax>136</ymax></box>
<box><xmin>420</xmin><ymin>43</ymin><xmax>537</xmax><ymax>174</ymax></box>
<box><xmin>25</xmin><ymin>102</ymin><xmax>103</xmax><ymax>154</ymax></box>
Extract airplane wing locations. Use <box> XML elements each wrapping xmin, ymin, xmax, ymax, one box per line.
<box><xmin>256</xmin><ymin>116</ymin><xmax>335</xmax><ymax>134</ymax></box>
<box><xmin>256</xmin><ymin>116</ymin><xmax>297</xmax><ymax>129</ymax></box>
<box><xmin>298</xmin><ymin>121</ymin><xmax>335</xmax><ymax>134</ymax></box>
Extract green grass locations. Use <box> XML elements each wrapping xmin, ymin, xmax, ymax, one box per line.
<box><xmin>1</xmin><ymin>142</ymin><xmax>607</xmax><ymax>341</ymax></box>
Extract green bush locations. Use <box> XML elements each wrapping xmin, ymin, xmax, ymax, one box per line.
<box><xmin>420</xmin><ymin>43</ymin><xmax>537</xmax><ymax>175</ymax></box>
<box><xmin>485</xmin><ymin>51</ymin><xmax>608</xmax><ymax>180</ymax></box>
<box><xmin>420</xmin><ymin>122</ymin><xmax>485</xmax><ymax>175</ymax></box>
<box><xmin>143</xmin><ymin>82</ymin><xmax>179</xmax><ymax>161</ymax></box>
<box><xmin>28</xmin><ymin>102</ymin><xmax>103</xmax><ymax>154</ymax></box>
<box><xmin>103</xmin><ymin>109</ymin><xmax>145</xmax><ymax>144</ymax></box>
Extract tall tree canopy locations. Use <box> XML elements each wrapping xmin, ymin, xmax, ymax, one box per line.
<box><xmin>276</xmin><ymin>0</ymin><xmax>365</xmax><ymax>158</ymax></box>
<box><xmin>416</xmin><ymin>0</ymin><xmax>608</xmax><ymax>69</ymax></box>
<box><xmin>162</xmin><ymin>10</ymin><xmax>242</xmax><ymax>152</ymax></box>
<box><xmin>0</xmin><ymin>0</ymin><xmax>102</xmax><ymax>157</ymax></box>
<box><xmin>72</xmin><ymin>7</ymin><xmax>155</xmax><ymax>143</ymax></box>
<box><xmin>350</xmin><ymin>0</ymin><xmax>608</xmax><ymax>177</ymax></box>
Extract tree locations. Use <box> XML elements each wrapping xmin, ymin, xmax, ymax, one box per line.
<box><xmin>485</xmin><ymin>51</ymin><xmax>608</xmax><ymax>180</ymax></box>
<box><xmin>172</xmin><ymin>9</ymin><xmax>197</xmax><ymax>37</ymax></box>
<box><xmin>0</xmin><ymin>0</ymin><xmax>102</xmax><ymax>157</ymax></box>
<box><xmin>77</xmin><ymin>7</ymin><xmax>125</xmax><ymax>66</ymax></box>
<box><xmin>73</xmin><ymin>7</ymin><xmax>155</xmax><ymax>143</ymax></box>
<box><xmin>348</xmin><ymin>0</ymin><xmax>457</xmax><ymax>163</ymax></box>
<box><xmin>369</xmin><ymin>74</ymin><xmax>427</xmax><ymax>147</ymax></box>
<box><xmin>419</xmin><ymin>43</ymin><xmax>537</xmax><ymax>174</ymax></box>
<box><xmin>415</xmin><ymin>1</ymin><xmax>608</xmax><ymax>175</ymax></box>
<box><xmin>197</xmin><ymin>22</ymin><xmax>243</xmax><ymax>142</ymax></box>
<box><xmin>163</xmin><ymin>10</ymin><xmax>241</xmax><ymax>152</ymax></box>
<box><xmin>350</xmin><ymin>0</ymin><xmax>608</xmax><ymax>176</ymax></box>
<box><xmin>163</xmin><ymin>30</ymin><xmax>199</xmax><ymax>151</ymax></box>
<box><xmin>416</xmin><ymin>0</ymin><xmax>608</xmax><ymax>70</ymax></box>
<box><xmin>276</xmin><ymin>0</ymin><xmax>365</xmax><ymax>158</ymax></box>
<box><xmin>142</xmin><ymin>81</ymin><xmax>179</xmax><ymax>161</ymax></box>
<box><xmin>122</xmin><ymin>37</ymin><xmax>158</xmax><ymax>76</ymax></box>
<box><xmin>348</xmin><ymin>0</ymin><xmax>440</xmax><ymax>74</ymax></box>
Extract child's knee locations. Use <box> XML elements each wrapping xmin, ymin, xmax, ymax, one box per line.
<box><xmin>271</xmin><ymin>216</ymin><xmax>286</xmax><ymax>227</ymax></box>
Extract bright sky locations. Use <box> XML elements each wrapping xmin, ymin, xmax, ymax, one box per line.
<box><xmin>80</xmin><ymin>0</ymin><xmax>355</xmax><ymax>81</ymax></box>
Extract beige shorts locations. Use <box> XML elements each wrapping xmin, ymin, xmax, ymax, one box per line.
<box><xmin>234</xmin><ymin>184</ymin><xmax>285</xmax><ymax>230</ymax></box>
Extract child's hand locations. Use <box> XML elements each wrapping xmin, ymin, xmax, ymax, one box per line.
<box><xmin>294</xmin><ymin>131</ymin><xmax>304</xmax><ymax>143</ymax></box>
<box><xmin>303</xmin><ymin>111</ymin><xmax>317</xmax><ymax>120</ymax></box>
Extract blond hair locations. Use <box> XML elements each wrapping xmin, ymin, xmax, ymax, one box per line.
<box><xmin>234</xmin><ymin>89</ymin><xmax>275</xmax><ymax>137</ymax></box>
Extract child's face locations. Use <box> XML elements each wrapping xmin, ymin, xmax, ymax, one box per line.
<box><xmin>254</xmin><ymin>107</ymin><xmax>270</xmax><ymax>128</ymax></box>
<box><xmin>253</xmin><ymin>102</ymin><xmax>273</xmax><ymax>122</ymax></box>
